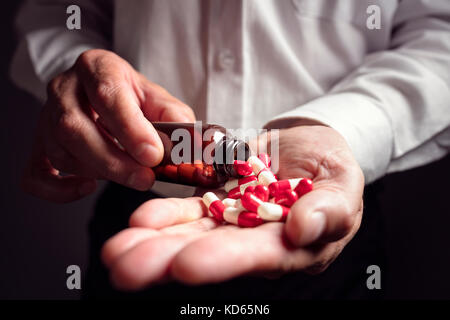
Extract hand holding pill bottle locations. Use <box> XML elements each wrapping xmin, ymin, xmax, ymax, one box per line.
<box><xmin>151</xmin><ymin>122</ymin><xmax>250</xmax><ymax>188</ymax></box>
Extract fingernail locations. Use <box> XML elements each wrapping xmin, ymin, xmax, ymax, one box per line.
<box><xmin>127</xmin><ymin>171</ymin><xmax>153</xmax><ymax>191</ymax></box>
<box><xmin>78</xmin><ymin>181</ymin><xmax>97</xmax><ymax>196</ymax></box>
<box><xmin>136</xmin><ymin>143</ymin><xmax>161</xmax><ymax>167</ymax></box>
<box><xmin>301</xmin><ymin>212</ymin><xmax>326</xmax><ymax>245</ymax></box>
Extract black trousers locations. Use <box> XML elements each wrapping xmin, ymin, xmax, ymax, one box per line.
<box><xmin>83</xmin><ymin>182</ymin><xmax>386</xmax><ymax>300</ymax></box>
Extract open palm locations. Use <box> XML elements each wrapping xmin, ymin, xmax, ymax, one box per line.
<box><xmin>102</xmin><ymin>125</ymin><xmax>364</xmax><ymax>291</ymax></box>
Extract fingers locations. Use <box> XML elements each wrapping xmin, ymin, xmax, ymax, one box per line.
<box><xmin>104</xmin><ymin>222</ymin><xmax>331</xmax><ymax>288</ymax></box>
<box><xmin>26</xmin><ymin>49</ymin><xmax>197</xmax><ymax>202</ymax></box>
<box><xmin>129</xmin><ymin>197</ymin><xmax>208</xmax><ymax>229</ymax></box>
<box><xmin>103</xmin><ymin>219</ymin><xmax>219</xmax><ymax>269</ymax></box>
<box><xmin>138</xmin><ymin>75</ymin><xmax>196</xmax><ymax>123</ymax></box>
<box><xmin>101</xmin><ymin>228</ymin><xmax>160</xmax><ymax>268</ymax></box>
<box><xmin>21</xmin><ymin>111</ymin><xmax>98</xmax><ymax>203</ymax></box>
<box><xmin>75</xmin><ymin>53</ymin><xmax>163</xmax><ymax>168</ymax></box>
<box><xmin>103</xmin><ymin>190</ymin><xmax>361</xmax><ymax>288</ymax></box>
<box><xmin>285</xmin><ymin>188</ymin><xmax>354</xmax><ymax>247</ymax></box>
<box><xmin>110</xmin><ymin>235</ymin><xmax>193</xmax><ymax>290</ymax></box>
<box><xmin>48</xmin><ymin>78</ymin><xmax>155</xmax><ymax>191</ymax></box>
<box><xmin>42</xmin><ymin>110</ymin><xmax>98</xmax><ymax>178</ymax></box>
<box><xmin>75</xmin><ymin>50</ymin><xmax>195</xmax><ymax>169</ymax></box>
<box><xmin>103</xmin><ymin>218</ymin><xmax>219</xmax><ymax>269</ymax></box>
<box><xmin>103</xmin><ymin>219</ymin><xmax>220</xmax><ymax>290</ymax></box>
<box><xmin>170</xmin><ymin>223</ymin><xmax>303</xmax><ymax>284</ymax></box>
<box><xmin>103</xmin><ymin>196</ymin><xmax>216</xmax><ymax>290</ymax></box>
<box><xmin>285</xmin><ymin>165</ymin><xmax>364</xmax><ymax>247</ymax></box>
<box><xmin>103</xmin><ymin>216</ymin><xmax>351</xmax><ymax>288</ymax></box>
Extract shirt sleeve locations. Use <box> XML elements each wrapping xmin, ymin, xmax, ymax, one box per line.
<box><xmin>10</xmin><ymin>0</ymin><xmax>112</xmax><ymax>101</ymax></box>
<box><xmin>264</xmin><ymin>0</ymin><xmax>450</xmax><ymax>184</ymax></box>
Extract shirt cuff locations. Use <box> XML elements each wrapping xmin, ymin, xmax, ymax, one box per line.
<box><xmin>264</xmin><ymin>93</ymin><xmax>394</xmax><ymax>184</ymax></box>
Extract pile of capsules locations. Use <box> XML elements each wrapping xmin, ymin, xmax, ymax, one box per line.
<box><xmin>202</xmin><ymin>153</ymin><xmax>314</xmax><ymax>227</ymax></box>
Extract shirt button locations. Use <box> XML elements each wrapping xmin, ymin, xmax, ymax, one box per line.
<box><xmin>217</xmin><ymin>50</ymin><xmax>235</xmax><ymax>70</ymax></box>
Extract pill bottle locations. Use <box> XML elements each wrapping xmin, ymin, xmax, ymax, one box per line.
<box><xmin>152</xmin><ymin>122</ymin><xmax>250</xmax><ymax>188</ymax></box>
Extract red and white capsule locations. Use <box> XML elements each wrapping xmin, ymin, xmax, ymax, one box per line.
<box><xmin>258</xmin><ymin>153</ymin><xmax>271</xmax><ymax>168</ymax></box>
<box><xmin>257</xmin><ymin>202</ymin><xmax>290</xmax><ymax>222</ymax></box>
<box><xmin>268</xmin><ymin>178</ymin><xmax>303</xmax><ymax>197</ymax></box>
<box><xmin>243</xmin><ymin>185</ymin><xmax>256</xmax><ymax>194</ymax></box>
<box><xmin>234</xmin><ymin>198</ymin><xmax>245</xmax><ymax>209</ymax></box>
<box><xmin>253</xmin><ymin>184</ymin><xmax>270</xmax><ymax>202</ymax></box>
<box><xmin>224</xmin><ymin>175</ymin><xmax>257</xmax><ymax>192</ymax></box>
<box><xmin>247</xmin><ymin>156</ymin><xmax>267</xmax><ymax>175</ymax></box>
<box><xmin>257</xmin><ymin>169</ymin><xmax>277</xmax><ymax>186</ymax></box>
<box><xmin>294</xmin><ymin>178</ymin><xmax>314</xmax><ymax>197</ymax></box>
<box><xmin>240</xmin><ymin>192</ymin><xmax>264</xmax><ymax>212</ymax></box>
<box><xmin>202</xmin><ymin>192</ymin><xmax>225</xmax><ymax>221</ymax></box>
<box><xmin>274</xmin><ymin>190</ymin><xmax>299</xmax><ymax>207</ymax></box>
<box><xmin>222</xmin><ymin>198</ymin><xmax>237</xmax><ymax>208</ymax></box>
<box><xmin>233</xmin><ymin>160</ymin><xmax>253</xmax><ymax>176</ymax></box>
<box><xmin>227</xmin><ymin>180</ymin><xmax>259</xmax><ymax>199</ymax></box>
<box><xmin>222</xmin><ymin>197</ymin><xmax>245</xmax><ymax>210</ymax></box>
<box><xmin>223</xmin><ymin>207</ymin><xmax>264</xmax><ymax>228</ymax></box>
<box><xmin>248</xmin><ymin>156</ymin><xmax>277</xmax><ymax>185</ymax></box>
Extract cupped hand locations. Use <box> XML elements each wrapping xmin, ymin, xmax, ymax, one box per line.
<box><xmin>22</xmin><ymin>49</ymin><xmax>195</xmax><ymax>203</ymax></box>
<box><xmin>102</xmin><ymin>125</ymin><xmax>364</xmax><ymax>291</ymax></box>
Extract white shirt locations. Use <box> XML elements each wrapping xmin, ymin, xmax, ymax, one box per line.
<box><xmin>11</xmin><ymin>0</ymin><xmax>450</xmax><ymax>185</ymax></box>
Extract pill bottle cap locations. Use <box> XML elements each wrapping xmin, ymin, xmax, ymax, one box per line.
<box><xmin>213</xmin><ymin>138</ymin><xmax>250</xmax><ymax>179</ymax></box>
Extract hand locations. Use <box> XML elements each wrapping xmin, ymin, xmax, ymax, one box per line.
<box><xmin>102</xmin><ymin>125</ymin><xmax>364</xmax><ymax>290</ymax></box>
<box><xmin>22</xmin><ymin>49</ymin><xmax>195</xmax><ymax>203</ymax></box>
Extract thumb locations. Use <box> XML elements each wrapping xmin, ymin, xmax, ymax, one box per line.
<box><xmin>284</xmin><ymin>155</ymin><xmax>364</xmax><ymax>247</ymax></box>
<box><xmin>138</xmin><ymin>75</ymin><xmax>196</xmax><ymax>123</ymax></box>
<box><xmin>285</xmin><ymin>187</ymin><xmax>361</xmax><ymax>247</ymax></box>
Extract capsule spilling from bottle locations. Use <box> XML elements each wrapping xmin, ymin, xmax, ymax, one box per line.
<box><xmin>201</xmin><ymin>152</ymin><xmax>314</xmax><ymax>228</ymax></box>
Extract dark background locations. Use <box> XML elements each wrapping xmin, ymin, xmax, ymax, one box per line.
<box><xmin>1</xmin><ymin>2</ymin><xmax>101</xmax><ymax>300</ymax></box>
<box><xmin>1</xmin><ymin>2</ymin><xmax>449</xmax><ymax>300</ymax></box>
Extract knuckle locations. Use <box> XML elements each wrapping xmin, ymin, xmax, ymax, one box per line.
<box><xmin>77</xmin><ymin>50</ymin><xmax>92</xmax><ymax>66</ymax></box>
<box><xmin>76</xmin><ymin>49</ymin><xmax>119</xmax><ymax>74</ymax></box>
<box><xmin>46</xmin><ymin>77</ymin><xmax>61</xmax><ymax>97</ymax></box>
<box><xmin>55</xmin><ymin>112</ymin><xmax>82</xmax><ymax>145</ymax></box>
<box><xmin>46</xmin><ymin>75</ymin><xmax>70</xmax><ymax>101</ymax></box>
<box><xmin>75</xmin><ymin>49</ymin><xmax>100</xmax><ymax>69</ymax></box>
<box><xmin>93</xmin><ymin>80</ymin><xmax>122</xmax><ymax>105</ymax></box>
<box><xmin>46</xmin><ymin>73</ymin><xmax>75</xmax><ymax>111</ymax></box>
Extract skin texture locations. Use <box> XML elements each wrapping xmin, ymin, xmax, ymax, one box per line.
<box><xmin>21</xmin><ymin>49</ymin><xmax>195</xmax><ymax>203</ymax></box>
<box><xmin>102</xmin><ymin>125</ymin><xmax>365</xmax><ymax>291</ymax></box>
